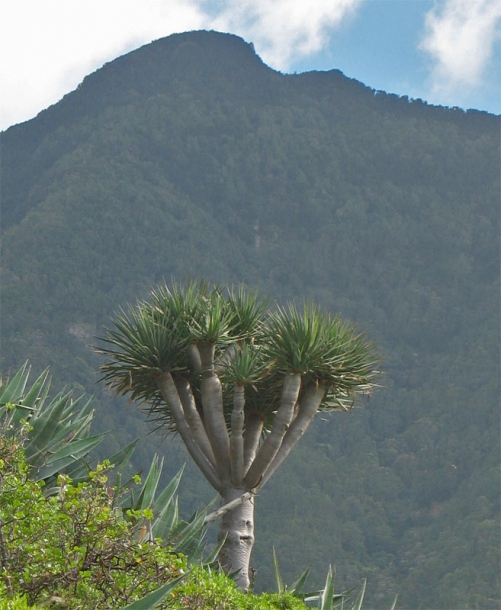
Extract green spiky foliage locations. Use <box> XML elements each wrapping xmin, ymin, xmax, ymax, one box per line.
<box><xmin>123</xmin><ymin>458</ymin><xmax>223</xmax><ymax>565</ymax></box>
<box><xmin>0</xmin><ymin>365</ymin><xmax>223</xmax><ymax>610</ymax></box>
<box><xmin>99</xmin><ymin>280</ymin><xmax>378</xmax><ymax>434</ymax></box>
<box><xmin>272</xmin><ymin>551</ymin><xmax>398</xmax><ymax>610</ymax></box>
<box><xmin>98</xmin><ymin>280</ymin><xmax>380</xmax><ymax>590</ymax></box>
<box><xmin>0</xmin><ymin>363</ymin><xmax>106</xmax><ymax>488</ymax></box>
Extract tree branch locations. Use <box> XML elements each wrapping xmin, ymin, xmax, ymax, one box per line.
<box><xmin>244</xmin><ymin>373</ymin><xmax>301</xmax><ymax>490</ymax></box>
<box><xmin>230</xmin><ymin>384</ymin><xmax>245</xmax><ymax>486</ymax></box>
<box><xmin>198</xmin><ymin>342</ymin><xmax>231</xmax><ymax>485</ymax></box>
<box><xmin>174</xmin><ymin>376</ymin><xmax>217</xmax><ymax>470</ymax></box>
<box><xmin>259</xmin><ymin>382</ymin><xmax>325</xmax><ymax>489</ymax></box>
<box><xmin>155</xmin><ymin>372</ymin><xmax>223</xmax><ymax>492</ymax></box>
<box><xmin>204</xmin><ymin>491</ymin><xmax>255</xmax><ymax>524</ymax></box>
<box><xmin>243</xmin><ymin>414</ymin><xmax>263</xmax><ymax>475</ymax></box>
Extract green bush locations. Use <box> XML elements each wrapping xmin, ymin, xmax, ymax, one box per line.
<box><xmin>0</xmin><ymin>442</ymin><xmax>186</xmax><ymax>609</ymax></box>
<box><xmin>0</xmin><ymin>585</ymin><xmax>42</xmax><ymax>610</ymax></box>
<box><xmin>166</xmin><ymin>566</ymin><xmax>308</xmax><ymax>609</ymax></box>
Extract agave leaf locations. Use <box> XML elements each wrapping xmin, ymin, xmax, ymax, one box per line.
<box><xmin>24</xmin><ymin>392</ymin><xmax>72</xmax><ymax>455</ymax></box>
<box><xmin>148</xmin><ymin>469</ymin><xmax>187</xmax><ymax>540</ymax></box>
<box><xmin>152</xmin><ymin>496</ymin><xmax>179</xmax><ymax>541</ymax></box>
<box><xmin>37</xmin><ymin>458</ymin><xmax>84</xmax><ymax>482</ymax></box>
<box><xmin>202</xmin><ymin>533</ymin><xmax>227</xmax><ymax>565</ymax></box>
<box><xmin>118</xmin><ymin>572</ymin><xmax>188</xmax><ymax>610</ymax></box>
<box><xmin>45</xmin><ymin>434</ymin><xmax>105</xmax><ymax>463</ymax></box>
<box><xmin>133</xmin><ymin>456</ymin><xmax>162</xmax><ymax>510</ymax></box>
<box><xmin>0</xmin><ymin>362</ymin><xmax>29</xmax><ymax>405</ymax></box>
<box><xmin>273</xmin><ymin>547</ymin><xmax>285</xmax><ymax>594</ymax></box>
<box><xmin>49</xmin><ymin>414</ymin><xmax>93</xmax><ymax>448</ymax></box>
<box><xmin>318</xmin><ymin>566</ymin><xmax>334</xmax><ymax>610</ymax></box>
<box><xmin>108</xmin><ymin>439</ymin><xmax>139</xmax><ymax>472</ymax></box>
<box><xmin>35</xmin><ymin>435</ymin><xmax>103</xmax><ymax>480</ymax></box>
<box><xmin>57</xmin><ymin>460</ymin><xmax>91</xmax><ymax>484</ymax></box>
<box><xmin>20</xmin><ymin>368</ymin><xmax>51</xmax><ymax>408</ymax></box>
<box><xmin>170</xmin><ymin>510</ymin><xmax>208</xmax><ymax>559</ymax></box>
<box><xmin>55</xmin><ymin>394</ymin><xmax>94</xmax><ymax>428</ymax></box>
<box><xmin>351</xmin><ymin>579</ymin><xmax>367</xmax><ymax>610</ymax></box>
<box><xmin>289</xmin><ymin>565</ymin><xmax>311</xmax><ymax>596</ymax></box>
<box><xmin>152</xmin><ymin>465</ymin><xmax>184</xmax><ymax>510</ymax></box>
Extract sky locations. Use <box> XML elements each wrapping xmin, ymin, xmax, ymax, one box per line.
<box><xmin>1</xmin><ymin>0</ymin><xmax>500</xmax><ymax>131</ymax></box>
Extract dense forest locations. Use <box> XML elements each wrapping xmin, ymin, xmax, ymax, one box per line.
<box><xmin>1</xmin><ymin>30</ymin><xmax>499</xmax><ymax>609</ymax></box>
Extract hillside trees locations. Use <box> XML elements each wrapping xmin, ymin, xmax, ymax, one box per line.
<box><xmin>2</xmin><ymin>30</ymin><xmax>498</xmax><ymax>606</ymax></box>
<box><xmin>98</xmin><ymin>281</ymin><xmax>379</xmax><ymax>589</ymax></box>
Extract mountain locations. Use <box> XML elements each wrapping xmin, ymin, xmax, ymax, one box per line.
<box><xmin>1</xmin><ymin>30</ymin><xmax>499</xmax><ymax>609</ymax></box>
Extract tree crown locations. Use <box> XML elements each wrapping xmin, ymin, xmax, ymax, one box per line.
<box><xmin>98</xmin><ymin>280</ymin><xmax>379</xmax><ymax>431</ymax></box>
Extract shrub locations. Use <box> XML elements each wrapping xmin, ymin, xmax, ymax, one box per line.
<box><xmin>166</xmin><ymin>565</ymin><xmax>308</xmax><ymax>609</ymax></box>
<box><xmin>0</xmin><ymin>443</ymin><xmax>186</xmax><ymax>609</ymax></box>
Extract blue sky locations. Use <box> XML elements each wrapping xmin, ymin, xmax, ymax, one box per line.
<box><xmin>1</xmin><ymin>0</ymin><xmax>500</xmax><ymax>130</ymax></box>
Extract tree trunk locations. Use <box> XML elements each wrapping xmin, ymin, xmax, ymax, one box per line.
<box><xmin>198</xmin><ymin>342</ymin><xmax>231</xmax><ymax>485</ymax></box>
<box><xmin>259</xmin><ymin>382</ymin><xmax>326</xmax><ymax>488</ymax></box>
<box><xmin>244</xmin><ymin>373</ymin><xmax>301</xmax><ymax>489</ymax></box>
<box><xmin>155</xmin><ymin>372</ymin><xmax>223</xmax><ymax>492</ymax></box>
<box><xmin>218</xmin><ymin>487</ymin><xmax>255</xmax><ymax>591</ymax></box>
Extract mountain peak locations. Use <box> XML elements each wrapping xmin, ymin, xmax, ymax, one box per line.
<box><xmin>23</xmin><ymin>31</ymin><xmax>277</xmax><ymax>130</ymax></box>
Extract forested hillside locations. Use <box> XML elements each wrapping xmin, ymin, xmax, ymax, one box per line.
<box><xmin>1</xmin><ymin>30</ymin><xmax>499</xmax><ymax>609</ymax></box>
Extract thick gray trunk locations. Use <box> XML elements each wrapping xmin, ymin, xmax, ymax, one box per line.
<box><xmin>244</xmin><ymin>373</ymin><xmax>301</xmax><ymax>489</ymax></box>
<box><xmin>218</xmin><ymin>487</ymin><xmax>255</xmax><ymax>591</ymax></box>
<box><xmin>198</xmin><ymin>342</ymin><xmax>231</xmax><ymax>485</ymax></box>
<box><xmin>155</xmin><ymin>372</ymin><xmax>223</xmax><ymax>492</ymax></box>
<box><xmin>230</xmin><ymin>384</ymin><xmax>245</xmax><ymax>485</ymax></box>
<box><xmin>259</xmin><ymin>382</ymin><xmax>326</xmax><ymax>488</ymax></box>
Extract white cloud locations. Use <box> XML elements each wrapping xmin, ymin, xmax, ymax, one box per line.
<box><xmin>420</xmin><ymin>0</ymin><xmax>501</xmax><ymax>100</ymax></box>
<box><xmin>0</xmin><ymin>0</ymin><xmax>362</xmax><ymax>130</ymax></box>
<box><xmin>0</xmin><ymin>0</ymin><xmax>208</xmax><ymax>130</ymax></box>
<box><xmin>2</xmin><ymin>0</ymin><xmax>499</xmax><ymax>128</ymax></box>
<box><xmin>209</xmin><ymin>0</ymin><xmax>362</xmax><ymax>69</ymax></box>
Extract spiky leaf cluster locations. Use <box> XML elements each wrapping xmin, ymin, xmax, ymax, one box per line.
<box><xmin>98</xmin><ymin>281</ymin><xmax>379</xmax><ymax>430</ymax></box>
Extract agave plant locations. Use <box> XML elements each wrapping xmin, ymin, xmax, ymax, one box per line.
<box><xmin>122</xmin><ymin>456</ymin><xmax>224</xmax><ymax>565</ymax></box>
<box><xmin>0</xmin><ymin>362</ymin><xmax>218</xmax><ymax>559</ymax></box>
<box><xmin>273</xmin><ymin>550</ymin><xmax>398</xmax><ymax>610</ymax></box>
<box><xmin>0</xmin><ymin>363</ymin><xmax>219</xmax><ymax>610</ymax></box>
<box><xmin>0</xmin><ymin>363</ymin><xmax>106</xmax><ymax>489</ymax></box>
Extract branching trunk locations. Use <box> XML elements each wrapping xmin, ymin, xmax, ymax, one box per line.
<box><xmin>217</xmin><ymin>487</ymin><xmax>255</xmax><ymax>591</ymax></box>
<box><xmin>244</xmin><ymin>373</ymin><xmax>301</xmax><ymax>489</ymax></box>
<box><xmin>243</xmin><ymin>414</ymin><xmax>263</xmax><ymax>475</ymax></box>
<box><xmin>174</xmin><ymin>376</ymin><xmax>217</xmax><ymax>469</ymax></box>
<box><xmin>230</xmin><ymin>384</ymin><xmax>245</xmax><ymax>486</ymax></box>
<box><xmin>155</xmin><ymin>372</ymin><xmax>223</xmax><ymax>492</ymax></box>
<box><xmin>198</xmin><ymin>342</ymin><xmax>231</xmax><ymax>485</ymax></box>
<box><xmin>187</xmin><ymin>343</ymin><xmax>202</xmax><ymax>372</ymax></box>
<box><xmin>259</xmin><ymin>382</ymin><xmax>326</xmax><ymax>489</ymax></box>
<box><xmin>204</xmin><ymin>491</ymin><xmax>254</xmax><ymax>524</ymax></box>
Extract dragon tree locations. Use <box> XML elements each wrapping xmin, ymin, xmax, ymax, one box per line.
<box><xmin>98</xmin><ymin>281</ymin><xmax>379</xmax><ymax>590</ymax></box>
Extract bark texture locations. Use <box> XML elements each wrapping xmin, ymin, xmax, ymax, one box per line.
<box><xmin>217</xmin><ymin>487</ymin><xmax>255</xmax><ymax>591</ymax></box>
<box><xmin>156</xmin><ymin>372</ymin><xmax>223</xmax><ymax>491</ymax></box>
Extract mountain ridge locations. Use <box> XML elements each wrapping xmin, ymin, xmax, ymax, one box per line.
<box><xmin>2</xmin><ymin>30</ymin><xmax>496</xmax><ymax>232</ymax></box>
<box><xmin>1</xmin><ymin>30</ymin><xmax>499</xmax><ymax>609</ymax></box>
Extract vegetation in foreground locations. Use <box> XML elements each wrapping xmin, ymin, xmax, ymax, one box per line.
<box><xmin>0</xmin><ymin>363</ymin><xmax>391</xmax><ymax>609</ymax></box>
